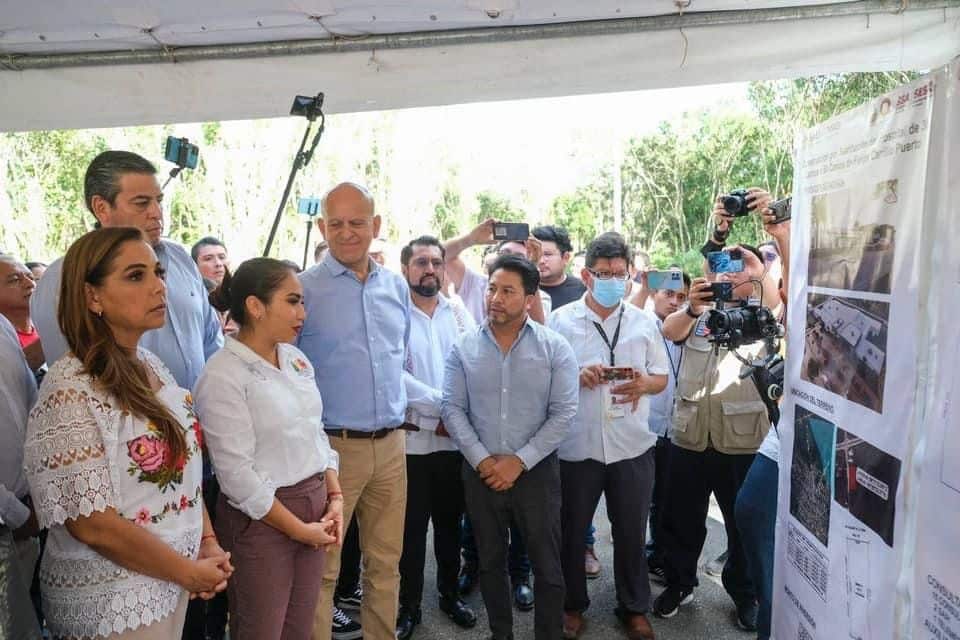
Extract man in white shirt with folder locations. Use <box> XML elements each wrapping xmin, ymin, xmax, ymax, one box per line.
<box><xmin>548</xmin><ymin>232</ymin><xmax>669</xmax><ymax>640</ymax></box>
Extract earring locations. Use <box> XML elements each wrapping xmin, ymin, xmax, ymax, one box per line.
<box><xmin>96</xmin><ymin>310</ymin><xmax>103</xmax><ymax>318</ymax></box>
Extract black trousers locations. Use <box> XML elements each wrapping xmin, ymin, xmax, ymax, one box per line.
<box><xmin>463</xmin><ymin>454</ymin><xmax>564</xmax><ymax>640</ymax></box>
<box><xmin>399</xmin><ymin>451</ymin><xmax>466</xmax><ymax>610</ymax></box>
<box><xmin>660</xmin><ymin>443</ymin><xmax>756</xmax><ymax>604</ymax></box>
<box><xmin>560</xmin><ymin>451</ymin><xmax>655</xmax><ymax>615</ymax></box>
<box><xmin>461</xmin><ymin>515</ymin><xmax>531</xmax><ymax>583</ymax></box>
<box><xmin>336</xmin><ymin>515</ymin><xmax>361</xmax><ymax>597</ymax></box>
<box><xmin>181</xmin><ymin>475</ymin><xmax>229</xmax><ymax>640</ymax></box>
<box><xmin>646</xmin><ymin>436</ymin><xmax>673</xmax><ymax>564</ymax></box>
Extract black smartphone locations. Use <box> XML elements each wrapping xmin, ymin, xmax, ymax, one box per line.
<box><xmin>706</xmin><ymin>282</ymin><xmax>734</xmax><ymax>302</ymax></box>
<box><xmin>493</xmin><ymin>222</ymin><xmax>529</xmax><ymax>243</ymax></box>
<box><xmin>163</xmin><ymin>136</ymin><xmax>199</xmax><ymax>170</ymax></box>
<box><xmin>768</xmin><ymin>197</ymin><xmax>792</xmax><ymax>223</ymax></box>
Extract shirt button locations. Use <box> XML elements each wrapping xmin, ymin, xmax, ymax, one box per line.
<box><xmin>502</xmin><ymin>388</ymin><xmax>507</xmax><ymax>393</ymax></box>
<box><xmin>501</xmin><ymin>413</ymin><xmax>507</xmax><ymax>419</ymax></box>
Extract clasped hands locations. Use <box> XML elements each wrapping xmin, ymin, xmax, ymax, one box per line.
<box><xmin>477</xmin><ymin>455</ymin><xmax>524</xmax><ymax>492</ymax></box>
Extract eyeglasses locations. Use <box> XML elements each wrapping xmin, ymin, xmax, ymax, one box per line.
<box><xmin>410</xmin><ymin>258</ymin><xmax>444</xmax><ymax>269</ymax></box>
<box><xmin>588</xmin><ymin>269</ymin><xmax>630</xmax><ymax>281</ymax></box>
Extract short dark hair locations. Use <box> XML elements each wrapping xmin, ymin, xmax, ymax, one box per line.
<box><xmin>738</xmin><ymin>243</ymin><xmax>765</xmax><ymax>264</ymax></box>
<box><xmin>84</xmin><ymin>151</ymin><xmax>157</xmax><ymax>214</ymax></box>
<box><xmin>280</xmin><ymin>259</ymin><xmax>302</xmax><ymax>274</ymax></box>
<box><xmin>489</xmin><ymin>254</ymin><xmax>540</xmax><ymax>295</ymax></box>
<box><xmin>25</xmin><ymin>261</ymin><xmax>47</xmax><ymax>270</ymax></box>
<box><xmin>585</xmin><ymin>232</ymin><xmax>631</xmax><ymax>269</ymax></box>
<box><xmin>401</xmin><ymin>235</ymin><xmax>445</xmax><ymax>266</ymax></box>
<box><xmin>208</xmin><ymin>258</ymin><xmax>298</xmax><ymax>326</ymax></box>
<box><xmin>191</xmin><ymin>236</ymin><xmax>226</xmax><ymax>262</ymax></box>
<box><xmin>532</xmin><ymin>225</ymin><xmax>573</xmax><ymax>254</ymax></box>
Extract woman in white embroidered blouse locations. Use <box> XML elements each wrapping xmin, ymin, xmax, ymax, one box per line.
<box><xmin>194</xmin><ymin>258</ymin><xmax>342</xmax><ymax>640</ymax></box>
<box><xmin>23</xmin><ymin>228</ymin><xmax>233</xmax><ymax>639</ymax></box>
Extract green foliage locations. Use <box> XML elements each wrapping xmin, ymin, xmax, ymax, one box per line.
<box><xmin>0</xmin><ymin>71</ymin><xmax>921</xmax><ymax>268</ymax></box>
<box><xmin>474</xmin><ymin>190</ymin><xmax>525</xmax><ymax>224</ymax></box>
<box><xmin>432</xmin><ymin>184</ymin><xmax>463</xmax><ymax>240</ymax></box>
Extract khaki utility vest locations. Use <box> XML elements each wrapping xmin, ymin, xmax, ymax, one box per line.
<box><xmin>669</xmin><ymin>314</ymin><xmax>771</xmax><ymax>454</ymax></box>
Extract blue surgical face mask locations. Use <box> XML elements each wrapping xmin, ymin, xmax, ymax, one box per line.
<box><xmin>591</xmin><ymin>278</ymin><xmax>627</xmax><ymax>308</ymax></box>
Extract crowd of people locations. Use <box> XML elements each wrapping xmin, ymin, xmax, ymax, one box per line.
<box><xmin>0</xmin><ymin>149</ymin><xmax>790</xmax><ymax>640</ymax></box>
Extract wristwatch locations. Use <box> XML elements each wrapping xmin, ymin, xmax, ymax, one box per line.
<box><xmin>685</xmin><ymin>305</ymin><xmax>700</xmax><ymax>319</ymax></box>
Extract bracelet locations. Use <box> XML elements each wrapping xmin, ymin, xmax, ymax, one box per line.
<box><xmin>200</xmin><ymin>533</ymin><xmax>217</xmax><ymax>544</ymax></box>
<box><xmin>685</xmin><ymin>305</ymin><xmax>700</xmax><ymax>319</ymax></box>
<box><xmin>328</xmin><ymin>491</ymin><xmax>344</xmax><ymax>501</ymax></box>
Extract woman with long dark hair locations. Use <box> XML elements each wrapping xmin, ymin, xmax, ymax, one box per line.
<box><xmin>194</xmin><ymin>258</ymin><xmax>342</xmax><ymax>640</ymax></box>
<box><xmin>24</xmin><ymin>227</ymin><xmax>232</xmax><ymax>639</ymax></box>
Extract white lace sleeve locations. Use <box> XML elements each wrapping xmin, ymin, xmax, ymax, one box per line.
<box><xmin>24</xmin><ymin>369</ymin><xmax>118</xmax><ymax>528</ymax></box>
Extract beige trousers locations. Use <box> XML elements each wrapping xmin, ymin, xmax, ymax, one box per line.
<box><xmin>311</xmin><ymin>430</ymin><xmax>407</xmax><ymax>640</ymax></box>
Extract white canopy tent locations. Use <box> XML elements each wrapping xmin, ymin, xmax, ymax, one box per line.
<box><xmin>2</xmin><ymin>1</ymin><xmax>959</xmax><ymax>132</ymax></box>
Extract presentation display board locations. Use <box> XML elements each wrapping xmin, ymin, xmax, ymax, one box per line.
<box><xmin>772</xmin><ymin>62</ymin><xmax>958</xmax><ymax>640</ymax></box>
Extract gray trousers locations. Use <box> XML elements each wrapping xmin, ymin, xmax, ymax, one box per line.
<box><xmin>462</xmin><ymin>454</ymin><xmax>564</xmax><ymax>640</ymax></box>
<box><xmin>0</xmin><ymin>527</ymin><xmax>40</xmax><ymax>640</ymax></box>
<box><xmin>560</xmin><ymin>450</ymin><xmax>655</xmax><ymax>615</ymax></box>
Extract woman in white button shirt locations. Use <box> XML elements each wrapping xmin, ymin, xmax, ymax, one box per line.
<box><xmin>194</xmin><ymin>258</ymin><xmax>343</xmax><ymax>640</ymax></box>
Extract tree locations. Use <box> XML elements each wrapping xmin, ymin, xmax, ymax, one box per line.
<box><xmin>474</xmin><ymin>190</ymin><xmax>525</xmax><ymax>224</ymax></box>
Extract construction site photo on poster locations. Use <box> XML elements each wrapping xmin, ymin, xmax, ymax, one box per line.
<box><xmin>773</xmin><ymin>69</ymin><xmax>938</xmax><ymax>640</ymax></box>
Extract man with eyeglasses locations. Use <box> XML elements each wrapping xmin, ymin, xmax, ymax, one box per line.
<box><xmin>548</xmin><ymin>233</ymin><xmax>668</xmax><ymax>640</ymax></box>
<box><xmin>0</xmin><ymin>255</ymin><xmax>45</xmax><ymax>376</ymax></box>
<box><xmin>395</xmin><ymin>236</ymin><xmax>478</xmax><ymax>640</ymax></box>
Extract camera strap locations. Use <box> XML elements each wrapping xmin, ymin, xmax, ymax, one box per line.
<box><xmin>592</xmin><ymin>305</ymin><xmax>625</xmax><ymax>366</ymax></box>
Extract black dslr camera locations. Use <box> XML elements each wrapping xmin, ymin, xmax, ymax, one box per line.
<box><xmin>722</xmin><ymin>189</ymin><xmax>753</xmax><ymax>217</ymax></box>
<box><xmin>705</xmin><ymin>304</ymin><xmax>783</xmax><ymax>350</ymax></box>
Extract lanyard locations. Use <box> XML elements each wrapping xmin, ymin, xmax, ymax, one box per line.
<box><xmin>592</xmin><ymin>306</ymin><xmax>625</xmax><ymax>366</ymax></box>
<box><xmin>662</xmin><ymin>335</ymin><xmax>682</xmax><ymax>384</ymax></box>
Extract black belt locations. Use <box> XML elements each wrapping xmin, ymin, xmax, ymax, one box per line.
<box><xmin>324</xmin><ymin>427</ymin><xmax>398</xmax><ymax>440</ymax></box>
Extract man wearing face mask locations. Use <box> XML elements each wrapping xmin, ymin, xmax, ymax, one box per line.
<box><xmin>548</xmin><ymin>233</ymin><xmax>668</xmax><ymax>640</ymax></box>
<box><xmin>396</xmin><ymin>236</ymin><xmax>478</xmax><ymax>640</ymax></box>
<box><xmin>652</xmin><ymin>189</ymin><xmax>780</xmax><ymax>633</ymax></box>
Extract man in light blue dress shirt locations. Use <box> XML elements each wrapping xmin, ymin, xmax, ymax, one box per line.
<box><xmin>442</xmin><ymin>254</ymin><xmax>578</xmax><ymax>640</ymax></box>
<box><xmin>297</xmin><ymin>182</ymin><xmax>412</xmax><ymax>640</ymax></box>
<box><xmin>30</xmin><ymin>151</ymin><xmax>223</xmax><ymax>390</ymax></box>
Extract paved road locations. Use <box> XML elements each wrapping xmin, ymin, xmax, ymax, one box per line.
<box><xmin>404</xmin><ymin>496</ymin><xmax>756</xmax><ymax>640</ymax></box>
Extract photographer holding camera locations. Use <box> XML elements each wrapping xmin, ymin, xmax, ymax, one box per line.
<box><xmin>653</xmin><ymin>188</ymin><xmax>782</xmax><ymax>632</ymax></box>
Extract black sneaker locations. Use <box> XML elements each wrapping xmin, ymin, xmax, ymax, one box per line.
<box><xmin>735</xmin><ymin>599</ymin><xmax>758</xmax><ymax>632</ymax></box>
<box><xmin>653</xmin><ymin>586</ymin><xmax>694</xmax><ymax>618</ymax></box>
<box><xmin>335</xmin><ymin>585</ymin><xmax>363</xmax><ymax>612</ymax></box>
<box><xmin>705</xmin><ymin>549</ymin><xmax>728</xmax><ymax>577</ymax></box>
<box><xmin>332</xmin><ymin>607</ymin><xmax>362</xmax><ymax>640</ymax></box>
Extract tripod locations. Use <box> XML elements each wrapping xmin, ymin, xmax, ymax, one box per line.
<box><xmin>262</xmin><ymin>93</ymin><xmax>326</xmax><ymax>260</ymax></box>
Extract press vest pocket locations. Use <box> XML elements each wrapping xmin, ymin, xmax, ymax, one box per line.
<box><xmin>677</xmin><ymin>341</ymin><xmax>712</xmax><ymax>401</ymax></box>
<box><xmin>719</xmin><ymin>400</ymin><xmax>767</xmax><ymax>450</ymax></box>
<box><xmin>670</xmin><ymin>400</ymin><xmax>700</xmax><ymax>448</ymax></box>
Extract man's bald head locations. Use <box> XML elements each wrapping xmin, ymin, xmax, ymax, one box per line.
<box><xmin>322</xmin><ymin>182</ymin><xmax>375</xmax><ymax>219</ymax></box>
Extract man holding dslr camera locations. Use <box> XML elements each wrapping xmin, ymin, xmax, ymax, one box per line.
<box><xmin>653</xmin><ymin>188</ymin><xmax>783</xmax><ymax>632</ymax></box>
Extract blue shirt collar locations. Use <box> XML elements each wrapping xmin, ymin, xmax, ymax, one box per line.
<box><xmin>322</xmin><ymin>251</ymin><xmax>380</xmax><ymax>280</ymax></box>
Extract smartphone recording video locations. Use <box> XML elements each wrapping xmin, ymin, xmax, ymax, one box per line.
<box><xmin>707</xmin><ymin>250</ymin><xmax>743</xmax><ymax>273</ymax></box>
<box><xmin>493</xmin><ymin>222</ymin><xmax>530</xmax><ymax>243</ymax></box>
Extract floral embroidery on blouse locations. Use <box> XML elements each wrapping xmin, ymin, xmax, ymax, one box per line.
<box><xmin>132</xmin><ymin>485</ymin><xmax>203</xmax><ymax>526</ymax></box>
<box><xmin>125</xmin><ymin>393</ymin><xmax>203</xmax><ymax>492</ymax></box>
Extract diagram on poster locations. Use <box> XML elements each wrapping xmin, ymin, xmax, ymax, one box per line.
<box><xmin>845</xmin><ymin>535</ymin><xmax>872</xmax><ymax>640</ymax></box>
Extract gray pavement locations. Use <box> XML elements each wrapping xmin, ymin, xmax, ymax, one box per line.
<box><xmin>407</xmin><ymin>496</ymin><xmax>756</xmax><ymax>640</ymax></box>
